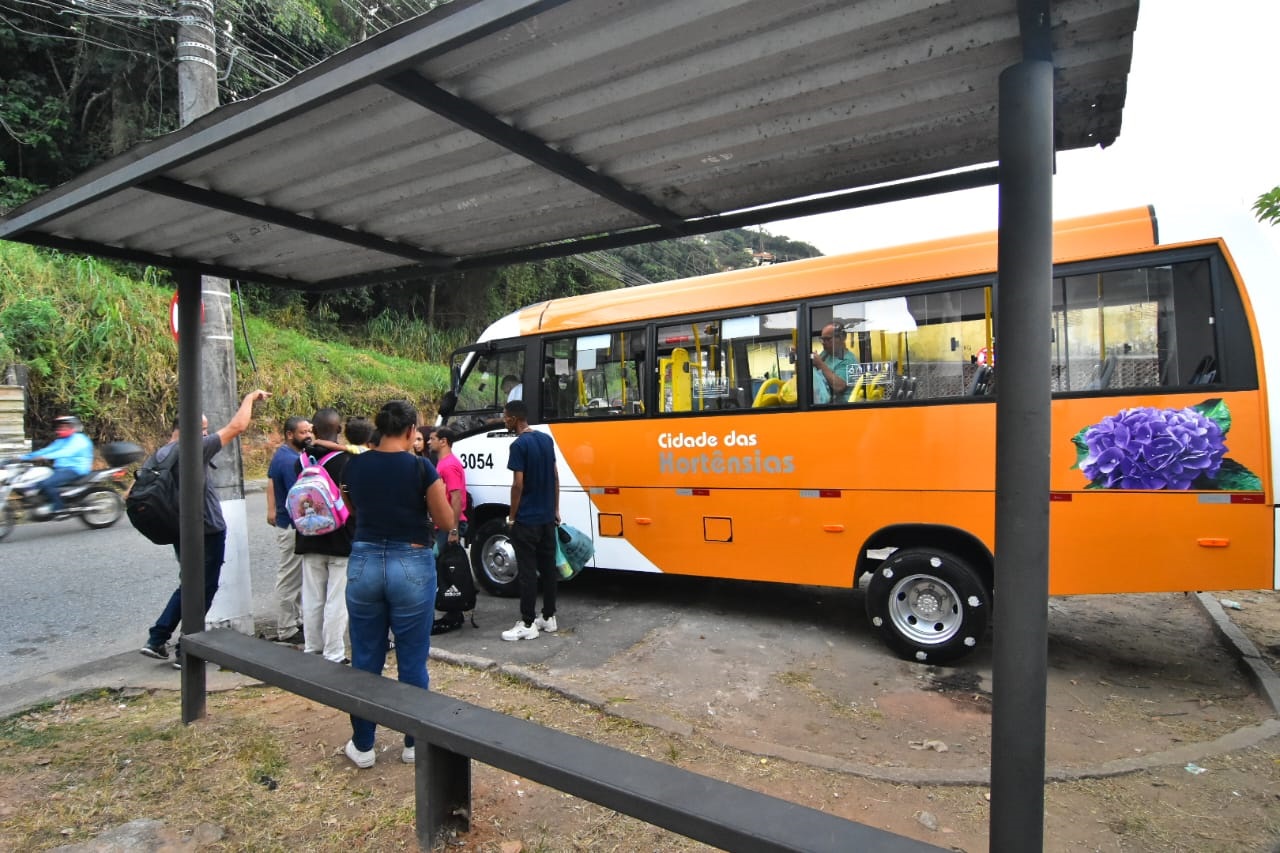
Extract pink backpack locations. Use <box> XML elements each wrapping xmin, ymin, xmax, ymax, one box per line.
<box><xmin>285</xmin><ymin>451</ymin><xmax>349</xmax><ymax>536</ymax></box>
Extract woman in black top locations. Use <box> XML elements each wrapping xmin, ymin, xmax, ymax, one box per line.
<box><xmin>339</xmin><ymin>400</ymin><xmax>454</xmax><ymax>768</ymax></box>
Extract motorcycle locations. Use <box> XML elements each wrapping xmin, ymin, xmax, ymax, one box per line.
<box><xmin>0</xmin><ymin>441</ymin><xmax>144</xmax><ymax>542</ymax></box>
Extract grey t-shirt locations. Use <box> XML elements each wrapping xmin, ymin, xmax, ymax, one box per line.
<box><xmin>155</xmin><ymin>434</ymin><xmax>226</xmax><ymax>534</ymax></box>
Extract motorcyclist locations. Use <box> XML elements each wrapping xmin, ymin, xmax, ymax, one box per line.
<box><xmin>21</xmin><ymin>414</ymin><xmax>95</xmax><ymax>516</ymax></box>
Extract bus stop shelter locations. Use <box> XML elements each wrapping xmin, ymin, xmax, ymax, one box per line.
<box><xmin>0</xmin><ymin>1</ymin><xmax>1140</xmax><ymax>848</ymax></box>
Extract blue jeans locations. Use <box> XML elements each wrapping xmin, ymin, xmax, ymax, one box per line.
<box><xmin>40</xmin><ymin>467</ymin><xmax>81</xmax><ymax>511</ymax></box>
<box><xmin>148</xmin><ymin>530</ymin><xmax>226</xmax><ymax>647</ymax></box>
<box><xmin>346</xmin><ymin>539</ymin><xmax>436</xmax><ymax>751</ymax></box>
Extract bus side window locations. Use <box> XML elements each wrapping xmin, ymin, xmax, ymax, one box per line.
<box><xmin>1049</xmin><ymin>258</ymin><xmax>1241</xmax><ymax>393</ymax></box>
<box><xmin>545</xmin><ymin>328</ymin><xmax>646</xmax><ymax>419</ymax></box>
<box><xmin>657</xmin><ymin>311</ymin><xmax>797</xmax><ymax>415</ymax></box>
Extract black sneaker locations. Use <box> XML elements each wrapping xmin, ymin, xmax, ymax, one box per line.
<box><xmin>139</xmin><ymin>643</ymin><xmax>168</xmax><ymax>660</ymax></box>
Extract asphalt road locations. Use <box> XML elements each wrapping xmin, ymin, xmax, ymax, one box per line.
<box><xmin>0</xmin><ymin>487</ymin><xmax>279</xmax><ymax>687</ymax></box>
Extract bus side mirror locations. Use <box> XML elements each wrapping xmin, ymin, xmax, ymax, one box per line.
<box><xmin>438</xmin><ymin>389</ymin><xmax>458</xmax><ymax>420</ymax></box>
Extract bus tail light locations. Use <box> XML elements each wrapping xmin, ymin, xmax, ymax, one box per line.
<box><xmin>1197</xmin><ymin>538</ymin><xmax>1230</xmax><ymax>548</ymax></box>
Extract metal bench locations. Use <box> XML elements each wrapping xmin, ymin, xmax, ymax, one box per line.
<box><xmin>183</xmin><ymin>629</ymin><xmax>942</xmax><ymax>853</ymax></box>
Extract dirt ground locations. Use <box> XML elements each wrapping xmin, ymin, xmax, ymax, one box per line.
<box><xmin>2</xmin><ymin>591</ymin><xmax>1278</xmax><ymax>852</ymax></box>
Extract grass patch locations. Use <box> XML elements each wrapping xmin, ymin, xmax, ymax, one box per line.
<box><xmin>1</xmin><ymin>663</ymin><xmax>1276</xmax><ymax>852</ymax></box>
<box><xmin>775</xmin><ymin>670</ymin><xmax>812</xmax><ymax>687</ymax></box>
<box><xmin>0</xmin><ymin>244</ymin><xmax>451</xmax><ymax>457</ymax></box>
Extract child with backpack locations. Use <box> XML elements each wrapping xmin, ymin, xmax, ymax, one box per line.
<box><xmin>289</xmin><ymin>408</ymin><xmax>354</xmax><ymax>664</ymax></box>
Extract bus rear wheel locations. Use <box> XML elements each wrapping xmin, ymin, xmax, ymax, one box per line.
<box><xmin>864</xmin><ymin>548</ymin><xmax>989</xmax><ymax>664</ymax></box>
<box><xmin>470</xmin><ymin>518</ymin><xmax>521</xmax><ymax>597</ymax></box>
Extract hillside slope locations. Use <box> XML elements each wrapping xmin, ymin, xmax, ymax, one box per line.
<box><xmin>0</xmin><ymin>243</ymin><xmax>449</xmax><ymax>471</ymax></box>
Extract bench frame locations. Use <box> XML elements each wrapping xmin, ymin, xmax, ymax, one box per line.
<box><xmin>182</xmin><ymin>629</ymin><xmax>942</xmax><ymax>853</ymax></box>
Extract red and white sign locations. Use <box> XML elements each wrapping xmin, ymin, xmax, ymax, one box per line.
<box><xmin>169</xmin><ymin>292</ymin><xmax>206</xmax><ymax>341</ymax></box>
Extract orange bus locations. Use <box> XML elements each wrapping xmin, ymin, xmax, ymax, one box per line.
<box><xmin>437</xmin><ymin>206</ymin><xmax>1278</xmax><ymax>662</ymax></box>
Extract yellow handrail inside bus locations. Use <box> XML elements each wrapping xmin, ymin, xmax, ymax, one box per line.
<box><xmin>660</xmin><ymin>347</ymin><xmax>692</xmax><ymax>412</ymax></box>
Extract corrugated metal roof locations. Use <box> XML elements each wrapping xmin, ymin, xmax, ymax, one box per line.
<box><xmin>0</xmin><ymin>0</ymin><xmax>1138</xmax><ymax>290</ymax></box>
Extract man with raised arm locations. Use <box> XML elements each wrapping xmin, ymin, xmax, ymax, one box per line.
<box><xmin>139</xmin><ymin>389</ymin><xmax>270</xmax><ymax>667</ymax></box>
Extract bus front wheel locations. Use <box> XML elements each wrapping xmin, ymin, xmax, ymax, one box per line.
<box><xmin>864</xmin><ymin>548</ymin><xmax>989</xmax><ymax>664</ymax></box>
<box><xmin>470</xmin><ymin>518</ymin><xmax>521</xmax><ymax>597</ymax></box>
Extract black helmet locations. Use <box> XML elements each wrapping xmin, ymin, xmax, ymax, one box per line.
<box><xmin>54</xmin><ymin>415</ymin><xmax>83</xmax><ymax>430</ymax></box>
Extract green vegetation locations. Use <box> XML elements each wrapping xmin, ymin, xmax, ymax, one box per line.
<box><xmin>1255</xmin><ymin>186</ymin><xmax>1280</xmax><ymax>226</ymax></box>
<box><xmin>0</xmin><ymin>242</ymin><xmax>450</xmax><ymax>452</ymax></box>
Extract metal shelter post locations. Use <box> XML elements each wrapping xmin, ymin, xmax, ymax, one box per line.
<box><xmin>177</xmin><ymin>268</ymin><xmax>209</xmax><ymax>723</ymax></box>
<box><xmin>989</xmin><ymin>57</ymin><xmax>1054</xmax><ymax>851</ymax></box>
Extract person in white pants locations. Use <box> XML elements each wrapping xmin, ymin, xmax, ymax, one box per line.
<box><xmin>294</xmin><ymin>407</ymin><xmax>351</xmax><ymax>663</ymax></box>
<box><xmin>265</xmin><ymin>416</ymin><xmax>313</xmax><ymax>644</ymax></box>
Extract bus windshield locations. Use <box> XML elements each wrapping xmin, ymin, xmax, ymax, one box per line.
<box><xmin>445</xmin><ymin>346</ymin><xmax>525</xmax><ymax>431</ymax></box>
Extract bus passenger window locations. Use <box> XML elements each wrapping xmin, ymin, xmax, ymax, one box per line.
<box><xmin>1049</xmin><ymin>259</ymin><xmax>1239</xmax><ymax>393</ymax></box>
<box><xmin>657</xmin><ymin>311</ymin><xmax>797</xmax><ymax>414</ymax></box>
<box><xmin>543</xmin><ymin>328</ymin><xmax>646</xmax><ymax>420</ymax></box>
<box><xmin>813</xmin><ymin>293</ymin><xmax>949</xmax><ymax>403</ymax></box>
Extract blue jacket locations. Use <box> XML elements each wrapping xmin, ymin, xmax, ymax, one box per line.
<box><xmin>24</xmin><ymin>432</ymin><xmax>94</xmax><ymax>476</ymax></box>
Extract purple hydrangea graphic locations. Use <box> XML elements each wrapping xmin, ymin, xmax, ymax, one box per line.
<box><xmin>1079</xmin><ymin>406</ymin><xmax>1227</xmax><ymax>490</ymax></box>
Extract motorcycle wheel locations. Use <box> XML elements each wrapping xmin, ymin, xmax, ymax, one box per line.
<box><xmin>79</xmin><ymin>487</ymin><xmax>124</xmax><ymax>529</ymax></box>
<box><xmin>0</xmin><ymin>503</ymin><xmax>14</xmax><ymax>542</ymax></box>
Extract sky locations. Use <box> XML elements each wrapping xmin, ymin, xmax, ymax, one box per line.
<box><xmin>766</xmin><ymin>0</ymin><xmax>1280</xmax><ymax>257</ymax></box>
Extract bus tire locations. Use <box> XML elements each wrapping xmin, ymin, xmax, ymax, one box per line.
<box><xmin>470</xmin><ymin>518</ymin><xmax>521</xmax><ymax>597</ymax></box>
<box><xmin>864</xmin><ymin>548</ymin><xmax>988</xmax><ymax>664</ymax></box>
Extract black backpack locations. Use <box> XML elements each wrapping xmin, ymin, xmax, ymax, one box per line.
<box><xmin>432</xmin><ymin>542</ymin><xmax>477</xmax><ymax>634</ymax></box>
<box><xmin>126</xmin><ymin>446</ymin><xmax>181</xmax><ymax>545</ymax></box>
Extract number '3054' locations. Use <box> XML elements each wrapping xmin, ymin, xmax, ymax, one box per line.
<box><xmin>461</xmin><ymin>452</ymin><xmax>494</xmax><ymax>469</ymax></box>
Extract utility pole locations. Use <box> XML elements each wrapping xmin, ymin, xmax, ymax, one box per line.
<box><xmin>177</xmin><ymin>0</ymin><xmax>255</xmax><ymax>636</ymax></box>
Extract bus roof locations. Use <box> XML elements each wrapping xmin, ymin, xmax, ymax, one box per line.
<box><xmin>512</xmin><ymin>207</ymin><xmax>1160</xmax><ymax>337</ymax></box>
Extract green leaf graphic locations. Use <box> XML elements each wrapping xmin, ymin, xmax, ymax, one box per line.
<box><xmin>1192</xmin><ymin>398</ymin><xmax>1231</xmax><ymax>435</ymax></box>
<box><xmin>1211</xmin><ymin>458</ymin><xmax>1263</xmax><ymax>492</ymax></box>
<box><xmin>1070</xmin><ymin>426</ymin><xmax>1089</xmax><ymax>470</ymax></box>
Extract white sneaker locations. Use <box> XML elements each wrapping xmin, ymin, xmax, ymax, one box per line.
<box><xmin>344</xmin><ymin>740</ymin><xmax>375</xmax><ymax>769</ymax></box>
<box><xmin>501</xmin><ymin>621</ymin><xmax>539</xmax><ymax>641</ymax></box>
<box><xmin>401</xmin><ymin>746</ymin><xmax>415</xmax><ymax>764</ymax></box>
<box><xmin>534</xmin><ymin>615</ymin><xmax>558</xmax><ymax>633</ymax></box>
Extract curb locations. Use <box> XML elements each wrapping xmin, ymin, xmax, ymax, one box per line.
<box><xmin>1192</xmin><ymin>591</ymin><xmax>1280</xmax><ymax>716</ymax></box>
<box><xmin>0</xmin><ymin>650</ymin><xmax>263</xmax><ymax>720</ymax></box>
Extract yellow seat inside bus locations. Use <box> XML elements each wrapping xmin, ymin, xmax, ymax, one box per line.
<box><xmin>752</xmin><ymin>377</ymin><xmax>784</xmax><ymax>408</ymax></box>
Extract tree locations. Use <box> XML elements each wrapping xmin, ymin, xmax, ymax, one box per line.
<box><xmin>1254</xmin><ymin>187</ymin><xmax>1280</xmax><ymax>226</ymax></box>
